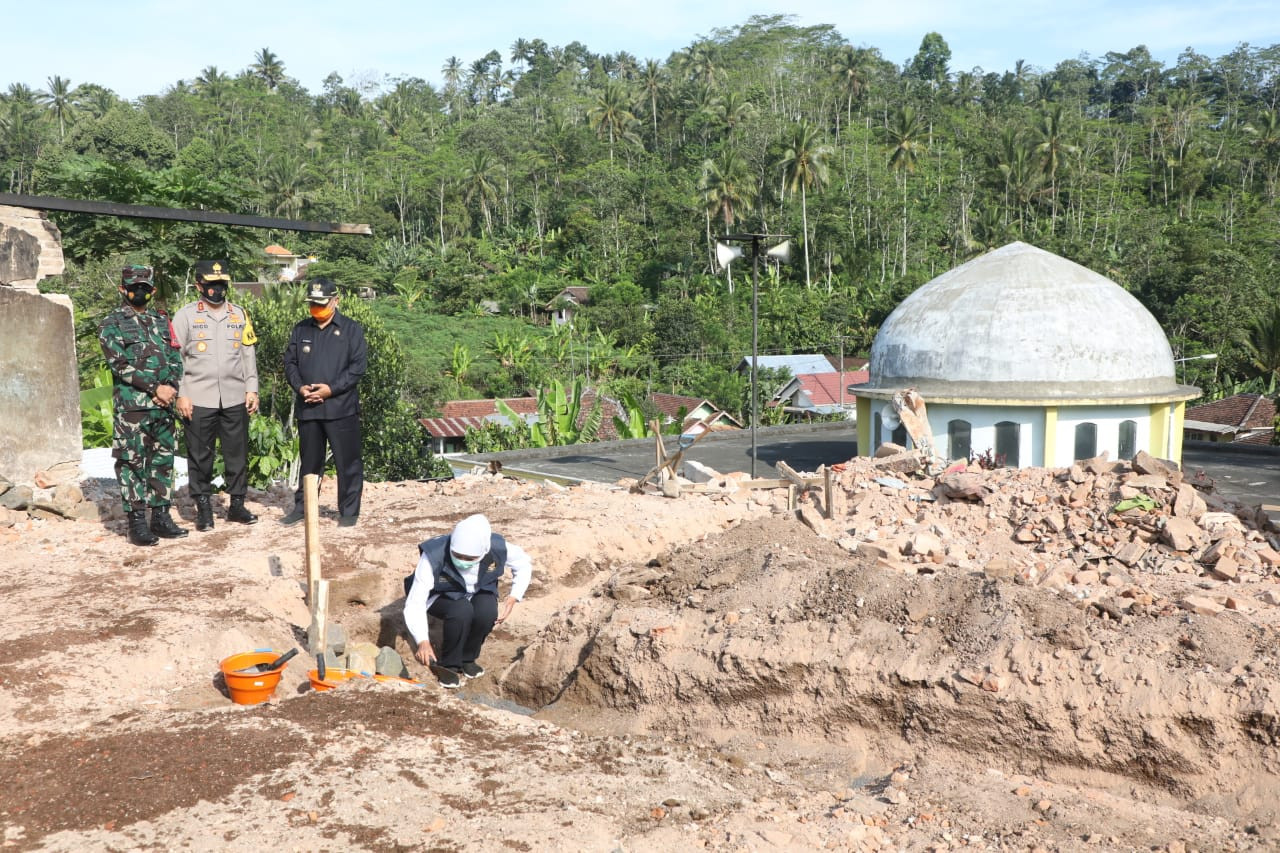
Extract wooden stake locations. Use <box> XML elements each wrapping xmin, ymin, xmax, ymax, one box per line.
<box><xmin>787</xmin><ymin>483</ymin><xmax>798</xmax><ymax>511</ymax></box>
<box><xmin>303</xmin><ymin>474</ymin><xmax>321</xmax><ymax>604</ymax></box>
<box><xmin>308</xmin><ymin>579</ymin><xmax>329</xmax><ymax>656</ymax></box>
<box><xmin>823</xmin><ymin>465</ymin><xmax>834</xmax><ymax>520</ymax></box>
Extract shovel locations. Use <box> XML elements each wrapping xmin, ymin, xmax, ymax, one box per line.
<box><xmin>235</xmin><ymin>647</ymin><xmax>299</xmax><ymax>674</ymax></box>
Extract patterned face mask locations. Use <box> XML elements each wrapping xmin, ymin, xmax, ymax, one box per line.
<box><xmin>202</xmin><ymin>283</ymin><xmax>228</xmax><ymax>304</ymax></box>
<box><xmin>124</xmin><ymin>285</ymin><xmax>153</xmax><ymax>307</ymax></box>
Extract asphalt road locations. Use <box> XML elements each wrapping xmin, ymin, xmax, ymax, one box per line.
<box><xmin>453</xmin><ymin>424</ymin><xmax>1280</xmax><ymax>509</ymax></box>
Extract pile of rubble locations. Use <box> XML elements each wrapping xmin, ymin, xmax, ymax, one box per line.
<box><xmin>803</xmin><ymin>448</ymin><xmax>1280</xmax><ymax>618</ymax></box>
<box><xmin>0</xmin><ymin>470</ymin><xmax>101</xmax><ymax>528</ymax></box>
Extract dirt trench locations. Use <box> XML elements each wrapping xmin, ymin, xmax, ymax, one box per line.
<box><xmin>494</xmin><ymin>515</ymin><xmax>1280</xmax><ymax>833</ymax></box>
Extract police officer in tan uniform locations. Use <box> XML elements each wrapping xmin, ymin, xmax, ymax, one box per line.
<box><xmin>173</xmin><ymin>260</ymin><xmax>260</xmax><ymax>531</ymax></box>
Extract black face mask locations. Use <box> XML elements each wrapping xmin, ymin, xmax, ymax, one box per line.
<box><xmin>124</xmin><ymin>286</ymin><xmax>153</xmax><ymax>308</ymax></box>
<box><xmin>202</xmin><ymin>284</ymin><xmax>228</xmax><ymax>305</ymax></box>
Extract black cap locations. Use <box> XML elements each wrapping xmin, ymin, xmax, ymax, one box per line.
<box><xmin>305</xmin><ymin>277</ymin><xmax>339</xmax><ymax>303</ymax></box>
<box><xmin>194</xmin><ymin>260</ymin><xmax>231</xmax><ymax>282</ymax></box>
<box><xmin>121</xmin><ymin>265</ymin><xmax>153</xmax><ymax>287</ymax></box>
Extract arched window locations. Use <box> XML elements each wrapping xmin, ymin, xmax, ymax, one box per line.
<box><xmin>1074</xmin><ymin>423</ymin><xmax>1097</xmax><ymax>461</ymax></box>
<box><xmin>874</xmin><ymin>412</ymin><xmax>883</xmax><ymax>448</ymax></box>
<box><xmin>995</xmin><ymin>421</ymin><xmax>1020</xmax><ymax>467</ymax></box>
<box><xmin>892</xmin><ymin>422</ymin><xmax>909</xmax><ymax>447</ymax></box>
<box><xmin>1118</xmin><ymin>420</ymin><xmax>1137</xmax><ymax>460</ymax></box>
<box><xmin>948</xmin><ymin>419</ymin><xmax>971</xmax><ymax>461</ymax></box>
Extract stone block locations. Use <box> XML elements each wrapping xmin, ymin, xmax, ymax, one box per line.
<box><xmin>1179</xmin><ymin>595</ymin><xmax>1224</xmax><ymax>616</ymax></box>
<box><xmin>0</xmin><ymin>288</ymin><xmax>80</xmax><ymax>484</ymax></box>
<box><xmin>1162</xmin><ymin>517</ymin><xmax>1202</xmax><ymax>552</ymax></box>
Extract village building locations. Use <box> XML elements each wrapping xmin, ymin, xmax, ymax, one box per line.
<box><xmin>1183</xmin><ymin>393</ymin><xmax>1277</xmax><ymax>445</ymax></box>
<box><xmin>851</xmin><ymin>242</ymin><xmax>1200</xmax><ymax>467</ymax></box>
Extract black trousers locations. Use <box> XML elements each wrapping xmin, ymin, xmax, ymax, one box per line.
<box><xmin>186</xmin><ymin>404</ymin><xmax>249</xmax><ymax>497</ymax></box>
<box><xmin>427</xmin><ymin>592</ymin><xmax>498</xmax><ymax>668</ymax></box>
<box><xmin>295</xmin><ymin>414</ymin><xmax>363</xmax><ymax>518</ymax></box>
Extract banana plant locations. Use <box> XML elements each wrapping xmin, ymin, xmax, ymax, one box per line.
<box><xmin>80</xmin><ymin>366</ymin><xmax>114</xmax><ymax>449</ymax></box>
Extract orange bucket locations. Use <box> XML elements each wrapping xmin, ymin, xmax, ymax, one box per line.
<box><xmin>373</xmin><ymin>674</ymin><xmax>423</xmax><ymax>686</ymax></box>
<box><xmin>220</xmin><ymin>651</ymin><xmax>286</xmax><ymax>705</ymax></box>
<box><xmin>307</xmin><ymin>668</ymin><xmax>367</xmax><ymax>691</ymax></box>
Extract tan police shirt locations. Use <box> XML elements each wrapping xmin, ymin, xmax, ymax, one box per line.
<box><xmin>172</xmin><ymin>299</ymin><xmax>259</xmax><ymax>408</ymax></box>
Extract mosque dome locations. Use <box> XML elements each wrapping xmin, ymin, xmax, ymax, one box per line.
<box><xmin>864</xmin><ymin>242</ymin><xmax>1185</xmax><ymax>401</ymax></box>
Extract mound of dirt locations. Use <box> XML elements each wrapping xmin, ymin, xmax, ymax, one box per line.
<box><xmin>2</xmin><ymin>457</ymin><xmax>1280</xmax><ymax>851</ymax></box>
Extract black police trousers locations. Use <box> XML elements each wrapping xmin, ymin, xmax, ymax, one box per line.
<box><xmin>186</xmin><ymin>403</ymin><xmax>249</xmax><ymax>497</ymax></box>
<box><xmin>295</xmin><ymin>414</ymin><xmax>363</xmax><ymax>518</ymax></box>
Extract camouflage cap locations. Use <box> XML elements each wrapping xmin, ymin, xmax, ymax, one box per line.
<box><xmin>194</xmin><ymin>260</ymin><xmax>231</xmax><ymax>282</ymax></box>
<box><xmin>121</xmin><ymin>265</ymin><xmax>154</xmax><ymax>287</ymax></box>
<box><xmin>305</xmin><ymin>276</ymin><xmax>339</xmax><ymax>303</ymax></box>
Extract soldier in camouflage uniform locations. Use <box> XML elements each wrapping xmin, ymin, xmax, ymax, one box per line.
<box><xmin>98</xmin><ymin>265</ymin><xmax>189</xmax><ymax>546</ymax></box>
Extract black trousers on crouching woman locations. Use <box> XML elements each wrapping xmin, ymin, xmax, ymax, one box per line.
<box><xmin>428</xmin><ymin>591</ymin><xmax>498</xmax><ymax>669</ymax></box>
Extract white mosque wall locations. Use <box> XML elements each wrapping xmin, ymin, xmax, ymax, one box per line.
<box><xmin>924</xmin><ymin>403</ymin><xmax>1044</xmax><ymax>467</ymax></box>
<box><xmin>1051</xmin><ymin>404</ymin><xmax>1151</xmax><ymax>468</ymax></box>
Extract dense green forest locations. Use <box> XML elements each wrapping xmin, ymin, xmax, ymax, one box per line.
<box><xmin>9</xmin><ymin>16</ymin><xmax>1280</xmax><ymax>454</ymax></box>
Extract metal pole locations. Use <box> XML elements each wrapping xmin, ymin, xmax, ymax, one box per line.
<box><xmin>838</xmin><ymin>336</ymin><xmax>845</xmax><ymax>412</ymax></box>
<box><xmin>751</xmin><ymin>237</ymin><xmax>760</xmax><ymax>478</ymax></box>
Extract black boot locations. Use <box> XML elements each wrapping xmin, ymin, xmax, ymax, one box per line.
<box><xmin>127</xmin><ymin>509</ymin><xmax>159</xmax><ymax>546</ymax></box>
<box><xmin>194</xmin><ymin>495</ymin><xmax>214</xmax><ymax>531</ymax></box>
<box><xmin>150</xmin><ymin>505</ymin><xmax>188</xmax><ymax>539</ymax></box>
<box><xmin>227</xmin><ymin>495</ymin><xmax>259</xmax><ymax>525</ymax></box>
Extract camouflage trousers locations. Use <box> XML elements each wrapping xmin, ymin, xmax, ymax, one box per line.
<box><xmin>112</xmin><ymin>408</ymin><xmax>177</xmax><ymax>512</ymax></box>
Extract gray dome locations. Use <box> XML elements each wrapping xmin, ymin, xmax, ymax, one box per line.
<box><xmin>866</xmin><ymin>242</ymin><xmax>1183</xmax><ymax>400</ymax></box>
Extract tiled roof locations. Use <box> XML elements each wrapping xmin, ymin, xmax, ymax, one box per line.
<box><xmin>264</xmin><ymin>244</ymin><xmax>294</xmax><ymax>256</ymax></box>
<box><xmin>650</xmin><ymin>393</ymin><xmax>711</xmax><ymax>420</ymax></box>
<box><xmin>794</xmin><ymin>371</ymin><xmax>871</xmax><ymax>406</ymax></box>
<box><xmin>419</xmin><ymin>416</ymin><xmax>489</xmax><ymax>439</ymax></box>
<box><xmin>1186</xmin><ymin>393</ymin><xmax>1276</xmax><ymax>430</ymax></box>
<box><xmin>440</xmin><ymin>398</ymin><xmax>537</xmax><ymax>418</ymax></box>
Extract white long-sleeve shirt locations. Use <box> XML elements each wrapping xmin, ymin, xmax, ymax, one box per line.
<box><xmin>403</xmin><ymin>541</ymin><xmax>533</xmax><ymax>647</ymax></box>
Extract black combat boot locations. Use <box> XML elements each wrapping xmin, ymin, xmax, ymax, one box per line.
<box><xmin>149</xmin><ymin>505</ymin><xmax>189</xmax><ymax>539</ymax></box>
<box><xmin>194</xmin><ymin>495</ymin><xmax>214</xmax><ymax>531</ymax></box>
<box><xmin>227</xmin><ymin>495</ymin><xmax>259</xmax><ymax>525</ymax></box>
<box><xmin>127</xmin><ymin>509</ymin><xmax>159</xmax><ymax>546</ymax></box>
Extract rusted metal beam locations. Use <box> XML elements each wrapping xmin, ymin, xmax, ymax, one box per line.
<box><xmin>0</xmin><ymin>193</ymin><xmax>372</xmax><ymax>235</ymax></box>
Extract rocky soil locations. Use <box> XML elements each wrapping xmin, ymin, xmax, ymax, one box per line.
<box><xmin>2</xmin><ymin>449</ymin><xmax>1280</xmax><ymax>852</ymax></box>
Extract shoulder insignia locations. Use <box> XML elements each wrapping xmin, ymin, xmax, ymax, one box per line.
<box><xmin>242</xmin><ymin>317</ymin><xmax>257</xmax><ymax>346</ymax></box>
<box><xmin>167</xmin><ymin>321</ymin><xmax>180</xmax><ymax>349</ymax></box>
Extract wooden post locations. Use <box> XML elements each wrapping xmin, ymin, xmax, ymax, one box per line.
<box><xmin>308</xmin><ymin>579</ymin><xmax>329</xmax><ymax>656</ymax></box>
<box><xmin>302</xmin><ymin>474</ymin><xmax>327</xmax><ymax>655</ymax></box>
<box><xmin>787</xmin><ymin>483</ymin><xmax>798</xmax><ymax>511</ymax></box>
<box><xmin>303</xmin><ymin>474</ymin><xmax>321</xmax><ymax>604</ymax></box>
<box><xmin>823</xmin><ymin>465</ymin><xmax>834</xmax><ymax>520</ymax></box>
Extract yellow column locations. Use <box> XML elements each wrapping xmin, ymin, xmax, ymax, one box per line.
<box><xmin>1150</xmin><ymin>403</ymin><xmax>1170</xmax><ymax>462</ymax></box>
<box><xmin>1042</xmin><ymin>406</ymin><xmax>1057</xmax><ymax>467</ymax></box>
<box><xmin>857</xmin><ymin>397</ymin><xmax>872</xmax><ymax>456</ymax></box>
<box><xmin>1168</xmin><ymin>402</ymin><xmax>1186</xmax><ymax>463</ymax></box>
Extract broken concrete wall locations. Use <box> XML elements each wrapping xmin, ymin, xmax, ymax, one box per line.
<box><xmin>0</xmin><ymin>206</ymin><xmax>77</xmax><ymax>484</ymax></box>
<box><xmin>0</xmin><ymin>205</ymin><xmax>64</xmax><ymax>290</ymax></box>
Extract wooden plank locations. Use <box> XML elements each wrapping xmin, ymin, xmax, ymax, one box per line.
<box><xmin>308</xmin><ymin>579</ymin><xmax>330</xmax><ymax>656</ymax></box>
<box><xmin>776</xmin><ymin>460</ymin><xmax>821</xmax><ymax>489</ymax></box>
<box><xmin>303</xmin><ymin>474</ymin><xmax>321</xmax><ymax>603</ymax></box>
<box><xmin>823</xmin><ymin>465</ymin><xmax>834</xmax><ymax>520</ymax></box>
<box><xmin>0</xmin><ymin>192</ymin><xmax>372</xmax><ymax>235</ymax></box>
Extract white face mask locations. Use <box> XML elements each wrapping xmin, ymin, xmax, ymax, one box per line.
<box><xmin>450</xmin><ymin>553</ymin><xmax>481</xmax><ymax>571</ymax></box>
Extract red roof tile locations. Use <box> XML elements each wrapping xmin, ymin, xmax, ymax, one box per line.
<box><xmin>418</xmin><ymin>416</ymin><xmax>490</xmax><ymax>438</ymax></box>
<box><xmin>649</xmin><ymin>393</ymin><xmax>711</xmax><ymax>420</ymax></box>
<box><xmin>440</xmin><ymin>397</ymin><xmax>537</xmax><ymax>418</ymax></box>
<box><xmin>793</xmin><ymin>371</ymin><xmax>870</xmax><ymax>406</ymax></box>
<box><xmin>264</xmin><ymin>244</ymin><xmax>293</xmax><ymax>256</ymax></box>
<box><xmin>1186</xmin><ymin>394</ymin><xmax>1276</xmax><ymax>430</ymax></box>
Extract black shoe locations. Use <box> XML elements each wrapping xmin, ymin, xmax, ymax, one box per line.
<box><xmin>127</xmin><ymin>509</ymin><xmax>159</xmax><ymax>546</ymax></box>
<box><xmin>460</xmin><ymin>662</ymin><xmax>484</xmax><ymax>679</ymax></box>
<box><xmin>280</xmin><ymin>506</ymin><xmax>304</xmax><ymax>526</ymax></box>
<box><xmin>194</xmin><ymin>495</ymin><xmax>214</xmax><ymax>531</ymax></box>
<box><xmin>150</xmin><ymin>506</ymin><xmax>188</xmax><ymax>539</ymax></box>
<box><xmin>337</xmin><ymin>514</ymin><xmax>358</xmax><ymax>528</ymax></box>
<box><xmin>227</xmin><ymin>495</ymin><xmax>258</xmax><ymax>525</ymax></box>
<box><xmin>431</xmin><ymin>664</ymin><xmax>462</xmax><ymax>689</ymax></box>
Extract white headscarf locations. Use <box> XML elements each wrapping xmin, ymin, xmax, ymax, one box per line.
<box><xmin>450</xmin><ymin>514</ymin><xmax>491</xmax><ymax>557</ymax></box>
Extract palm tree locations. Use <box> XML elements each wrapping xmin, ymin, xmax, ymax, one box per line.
<box><xmin>778</xmin><ymin>121</ymin><xmax>832</xmax><ymax>288</ymax></box>
<box><xmin>462</xmin><ymin>150</ymin><xmax>498</xmax><ymax>236</ymax></box>
<box><xmin>713</xmin><ymin>91</ymin><xmax>755</xmax><ymax>138</ymax></box>
<box><xmin>251</xmin><ymin>48</ymin><xmax>285</xmax><ymax>89</ymax></box>
<box><xmin>38</xmin><ymin>75</ymin><xmax>77</xmax><ymax>139</ymax></box>
<box><xmin>260</xmin><ymin>154</ymin><xmax>313</xmax><ymax>217</ymax></box>
<box><xmin>588</xmin><ymin>80</ymin><xmax>638</xmax><ymax>160</ymax></box>
<box><xmin>700</xmin><ymin>150</ymin><xmax>756</xmax><ymax>294</ymax></box>
<box><xmin>830</xmin><ymin>46</ymin><xmax>869</xmax><ymax>132</ymax></box>
<box><xmin>1244</xmin><ymin>305</ymin><xmax>1280</xmax><ymax>394</ymax></box>
<box><xmin>195</xmin><ymin>66</ymin><xmax>230</xmax><ymax>103</ymax></box>
<box><xmin>1035</xmin><ymin>104</ymin><xmax>1078</xmax><ymax>229</ymax></box>
<box><xmin>639</xmin><ymin>59</ymin><xmax>664</xmax><ymax>144</ymax></box>
<box><xmin>885</xmin><ymin>106</ymin><xmax>926</xmax><ymax>275</ymax></box>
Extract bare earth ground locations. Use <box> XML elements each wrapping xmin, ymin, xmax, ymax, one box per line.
<box><xmin>2</xmin><ymin>455</ymin><xmax>1280</xmax><ymax>852</ymax></box>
